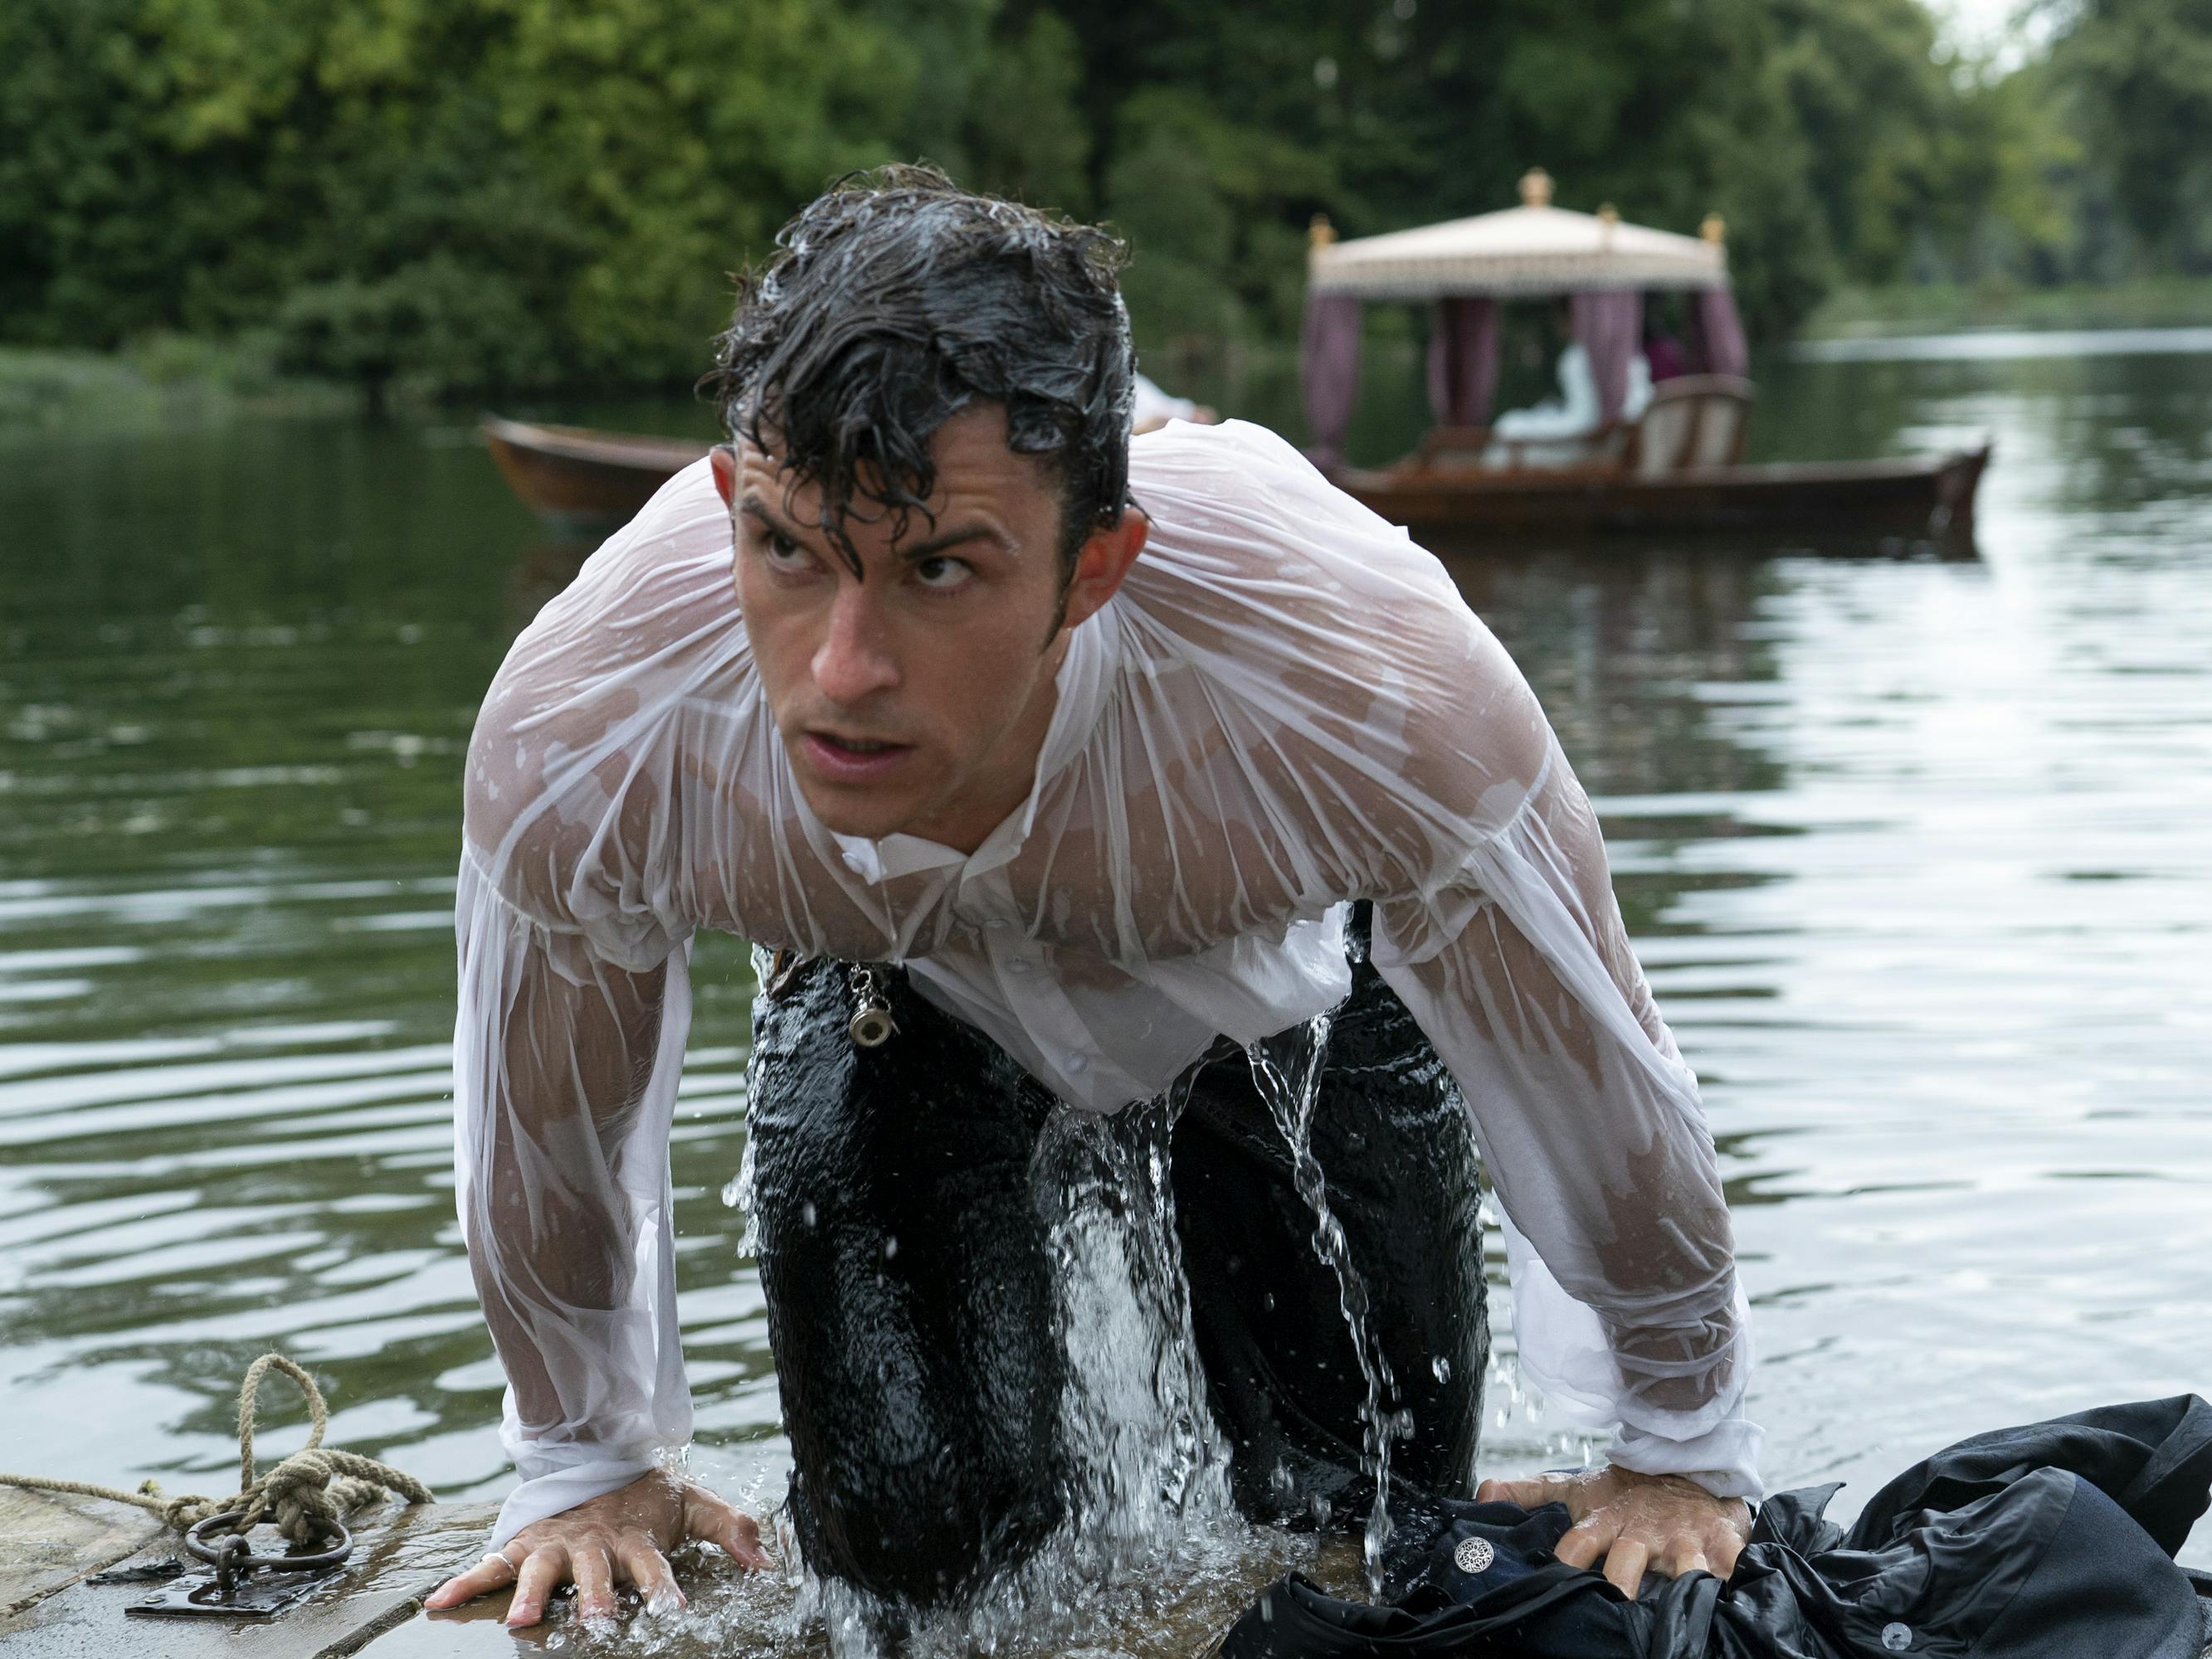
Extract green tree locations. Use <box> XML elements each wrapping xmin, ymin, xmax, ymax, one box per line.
<box><xmin>0</xmin><ymin>0</ymin><xmax>2131</xmax><ymax>393</ymax></box>
<box><xmin>2049</xmin><ymin>0</ymin><xmax>2212</xmax><ymax>270</ymax></box>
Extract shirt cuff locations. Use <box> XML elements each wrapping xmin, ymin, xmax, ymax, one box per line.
<box><xmin>1607</xmin><ymin>1406</ymin><xmax>1766</xmax><ymax>1501</ymax></box>
<box><xmin>487</xmin><ymin>1449</ymin><xmax>665</xmax><ymax>1551</ymax></box>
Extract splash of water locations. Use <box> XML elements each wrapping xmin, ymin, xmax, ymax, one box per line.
<box><xmin>1244</xmin><ymin>1014</ymin><xmax>1406</xmax><ymax>1599</ymax></box>
<box><xmin>721</xmin><ymin>1087</ymin><xmax>1270</xmax><ymax>1657</ymax></box>
<box><xmin>712</xmin><ymin>1010</ymin><xmax>1385</xmax><ymax>1652</ymax></box>
<box><xmin>1035</xmin><ymin>1092</ymin><xmax>1236</xmax><ymax>1565</ymax></box>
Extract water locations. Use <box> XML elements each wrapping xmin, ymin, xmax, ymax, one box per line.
<box><xmin>1243</xmin><ymin>1015</ymin><xmax>1407</xmax><ymax>1598</ymax></box>
<box><xmin>2</xmin><ymin>329</ymin><xmax>2210</xmax><ymax>1646</ymax></box>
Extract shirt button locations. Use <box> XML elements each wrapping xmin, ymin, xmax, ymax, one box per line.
<box><xmin>1006</xmin><ymin>956</ymin><xmax>1034</xmax><ymax>976</ymax></box>
<box><xmin>986</xmin><ymin>917</ymin><xmax>1011</xmax><ymax>932</ymax></box>
<box><xmin>1066</xmin><ymin>1054</ymin><xmax>1089</xmax><ymax>1075</ymax></box>
<box><xmin>1881</xmin><ymin>1625</ymin><xmax>1912</xmax><ymax>1652</ymax></box>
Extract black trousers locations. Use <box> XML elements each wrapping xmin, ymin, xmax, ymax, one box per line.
<box><xmin>745</xmin><ymin>914</ymin><xmax>1491</xmax><ymax>1608</ymax></box>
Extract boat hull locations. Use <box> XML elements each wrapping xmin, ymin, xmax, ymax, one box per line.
<box><xmin>481</xmin><ymin>416</ymin><xmax>710</xmax><ymax>534</ymax></box>
<box><xmin>1335</xmin><ymin>446</ymin><xmax>1990</xmax><ymax>548</ymax></box>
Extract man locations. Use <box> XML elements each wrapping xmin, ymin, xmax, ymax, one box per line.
<box><xmin>1490</xmin><ymin>299</ymin><xmax>1654</xmax><ymax>466</ymax></box>
<box><xmin>427</xmin><ymin>168</ymin><xmax>1759</xmax><ymax>1631</ymax></box>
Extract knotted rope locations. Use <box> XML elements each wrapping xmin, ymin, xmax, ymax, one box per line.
<box><xmin>0</xmin><ymin>1353</ymin><xmax>432</xmax><ymax>1549</ymax></box>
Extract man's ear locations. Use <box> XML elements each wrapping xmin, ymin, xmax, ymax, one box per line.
<box><xmin>709</xmin><ymin>443</ymin><xmax>738</xmax><ymax>507</ymax></box>
<box><xmin>1059</xmin><ymin>508</ymin><xmax>1149</xmax><ymax>635</ymax></box>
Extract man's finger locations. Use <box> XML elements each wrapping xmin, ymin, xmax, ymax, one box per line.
<box><xmin>1664</xmin><ymin>1546</ymin><xmax>1712</xmax><ymax>1580</ymax></box>
<box><xmin>506</xmin><ymin>1545</ymin><xmax>568</xmax><ymax>1628</ymax></box>
<box><xmin>618</xmin><ymin>1539</ymin><xmax>685</xmax><ymax>1617</ymax></box>
<box><xmin>572</xmin><ymin>1540</ymin><xmax>619</xmax><ymax>1622</ymax></box>
<box><xmin>1708</xmin><ymin>1524</ymin><xmax>1747</xmax><ymax>1579</ymax></box>
<box><xmin>685</xmin><ymin>1488</ymin><xmax>772</xmax><ymax>1569</ymax></box>
<box><xmin>1475</xmin><ymin>1476</ymin><xmax>1571</xmax><ymax>1509</ymax></box>
<box><xmin>423</xmin><ymin>1553</ymin><xmax>517</xmax><ymax>1610</ymax></box>
<box><xmin>1552</xmin><ymin>1512</ymin><xmax>1618</xmax><ymax>1572</ymax></box>
<box><xmin>423</xmin><ymin>1554</ymin><xmax>514</xmax><ymax>1610</ymax></box>
<box><xmin>1603</xmin><ymin>1535</ymin><xmax>1651</xmax><ymax>1600</ymax></box>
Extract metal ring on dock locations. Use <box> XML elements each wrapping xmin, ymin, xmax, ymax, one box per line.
<box><xmin>183</xmin><ymin>1511</ymin><xmax>353</xmax><ymax>1579</ymax></box>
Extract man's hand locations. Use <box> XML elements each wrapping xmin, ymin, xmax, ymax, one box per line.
<box><xmin>424</xmin><ymin>1471</ymin><xmax>772</xmax><ymax>1627</ymax></box>
<box><xmin>1474</xmin><ymin>1465</ymin><xmax>1750</xmax><ymax>1598</ymax></box>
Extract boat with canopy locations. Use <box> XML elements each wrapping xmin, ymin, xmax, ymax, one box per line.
<box><xmin>1304</xmin><ymin>169</ymin><xmax>1988</xmax><ymax>546</ymax></box>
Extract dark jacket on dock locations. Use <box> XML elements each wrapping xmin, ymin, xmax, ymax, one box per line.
<box><xmin>1224</xmin><ymin>1394</ymin><xmax>2212</xmax><ymax>1658</ymax></box>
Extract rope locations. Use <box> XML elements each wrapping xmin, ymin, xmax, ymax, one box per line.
<box><xmin>0</xmin><ymin>1353</ymin><xmax>432</xmax><ymax>1550</ymax></box>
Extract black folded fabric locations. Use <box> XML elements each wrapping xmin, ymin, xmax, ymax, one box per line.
<box><xmin>1221</xmin><ymin>1395</ymin><xmax>2212</xmax><ymax>1659</ymax></box>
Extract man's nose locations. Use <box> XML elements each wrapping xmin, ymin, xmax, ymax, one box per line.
<box><xmin>811</xmin><ymin>582</ymin><xmax>899</xmax><ymax>707</ymax></box>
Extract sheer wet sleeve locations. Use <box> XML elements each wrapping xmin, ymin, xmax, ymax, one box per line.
<box><xmin>455</xmin><ymin>855</ymin><xmax>694</xmax><ymax>1548</ymax></box>
<box><xmin>450</xmin><ymin>462</ymin><xmax>748</xmax><ymax>1545</ymax></box>
<box><xmin>1371</xmin><ymin>745</ymin><xmax>1761</xmax><ymax>1498</ymax></box>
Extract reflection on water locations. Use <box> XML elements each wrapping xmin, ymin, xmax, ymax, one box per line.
<box><xmin>1794</xmin><ymin>324</ymin><xmax>2212</xmax><ymax>362</ymax></box>
<box><xmin>1</xmin><ymin>337</ymin><xmax>2208</xmax><ymax>1647</ymax></box>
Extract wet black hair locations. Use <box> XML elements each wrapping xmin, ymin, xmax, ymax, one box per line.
<box><xmin>708</xmin><ymin>164</ymin><xmax>1136</xmax><ymax>580</ymax></box>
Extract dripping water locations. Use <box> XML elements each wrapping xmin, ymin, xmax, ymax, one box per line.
<box><xmin>1033</xmin><ymin>1091</ymin><xmax>1237</xmax><ymax>1574</ymax></box>
<box><xmin>1245</xmin><ymin>1014</ymin><xmax>1406</xmax><ymax>1599</ymax></box>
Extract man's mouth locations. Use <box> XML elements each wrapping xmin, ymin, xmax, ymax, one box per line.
<box><xmin>811</xmin><ymin>730</ymin><xmax>908</xmax><ymax>755</ymax></box>
<box><xmin>800</xmin><ymin>730</ymin><xmax>915</xmax><ymax>782</ymax></box>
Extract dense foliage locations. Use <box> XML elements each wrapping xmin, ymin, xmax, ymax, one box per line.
<box><xmin>0</xmin><ymin>0</ymin><xmax>2198</xmax><ymax>400</ymax></box>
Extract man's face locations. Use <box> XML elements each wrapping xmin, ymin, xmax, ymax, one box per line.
<box><xmin>719</xmin><ymin>404</ymin><xmax>1139</xmax><ymax>851</ymax></box>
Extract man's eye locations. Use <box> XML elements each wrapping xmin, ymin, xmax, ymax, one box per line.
<box><xmin>914</xmin><ymin>556</ymin><xmax>973</xmax><ymax>590</ymax></box>
<box><xmin>763</xmin><ymin>530</ymin><xmax>811</xmax><ymax>568</ymax></box>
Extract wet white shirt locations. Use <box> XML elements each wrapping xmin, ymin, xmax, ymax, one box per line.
<box><xmin>455</xmin><ymin>419</ymin><xmax>1761</xmax><ymax>1548</ymax></box>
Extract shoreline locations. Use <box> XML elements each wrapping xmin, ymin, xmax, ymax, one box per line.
<box><xmin>10</xmin><ymin>283</ymin><xmax>2212</xmax><ymax>434</ymax></box>
<box><xmin>1802</xmin><ymin>275</ymin><xmax>2212</xmax><ymax>340</ymax></box>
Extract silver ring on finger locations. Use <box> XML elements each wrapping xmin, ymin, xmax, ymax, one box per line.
<box><xmin>480</xmin><ymin>1550</ymin><xmax>520</xmax><ymax>1579</ymax></box>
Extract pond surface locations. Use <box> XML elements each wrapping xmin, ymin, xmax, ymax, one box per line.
<box><xmin>2</xmin><ymin>333</ymin><xmax>2209</xmax><ymax>1637</ymax></box>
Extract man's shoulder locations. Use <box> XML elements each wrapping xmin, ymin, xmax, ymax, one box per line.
<box><xmin>1102</xmin><ymin>422</ymin><xmax>1548</xmax><ymax>887</ymax></box>
<box><xmin>463</xmin><ymin>458</ymin><xmax>755</xmax><ymax>927</ymax></box>
<box><xmin>536</xmin><ymin>459</ymin><xmax>737</xmax><ymax>633</ymax></box>
<box><xmin>1121</xmin><ymin>420</ymin><xmax>1474</xmax><ymax>668</ymax></box>
<box><xmin>1123</xmin><ymin>422</ymin><xmax>1469</xmax><ymax>628</ymax></box>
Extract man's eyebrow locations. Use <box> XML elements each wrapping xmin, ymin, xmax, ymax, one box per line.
<box><xmin>894</xmin><ymin>523</ymin><xmax>1016</xmax><ymax>562</ymax></box>
<box><xmin>735</xmin><ymin>493</ymin><xmax>801</xmax><ymax>537</ymax></box>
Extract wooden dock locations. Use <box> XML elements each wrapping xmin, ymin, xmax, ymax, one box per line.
<box><xmin>1</xmin><ymin>1487</ymin><xmax>523</xmax><ymax>1657</ymax></box>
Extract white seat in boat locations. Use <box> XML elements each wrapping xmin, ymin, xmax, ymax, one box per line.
<box><xmin>1629</xmin><ymin>376</ymin><xmax>1754</xmax><ymax>475</ymax></box>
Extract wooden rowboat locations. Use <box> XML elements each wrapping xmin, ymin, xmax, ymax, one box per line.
<box><xmin>481</xmin><ymin>416</ymin><xmax>709</xmax><ymax>533</ymax></box>
<box><xmin>1333</xmin><ymin>444</ymin><xmax>1990</xmax><ymax>546</ymax></box>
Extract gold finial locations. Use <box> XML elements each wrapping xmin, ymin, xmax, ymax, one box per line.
<box><xmin>1701</xmin><ymin>212</ymin><xmax>1726</xmax><ymax>245</ymax></box>
<box><xmin>1518</xmin><ymin>168</ymin><xmax>1552</xmax><ymax>208</ymax></box>
<box><xmin>1308</xmin><ymin>212</ymin><xmax>1337</xmax><ymax>251</ymax></box>
<box><xmin>1597</xmin><ymin>202</ymin><xmax>1619</xmax><ymax>224</ymax></box>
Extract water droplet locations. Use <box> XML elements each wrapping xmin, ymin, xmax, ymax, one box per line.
<box><xmin>882</xmin><ymin>1236</ymin><xmax>899</xmax><ymax>1260</ymax></box>
<box><xmin>801</xmin><ymin>1200</ymin><xmax>816</xmax><ymax>1227</ymax></box>
<box><xmin>719</xmin><ymin>1175</ymin><xmax>743</xmax><ymax>1207</ymax></box>
<box><xmin>1433</xmin><ymin>1356</ymin><xmax>1452</xmax><ymax>1384</ymax></box>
